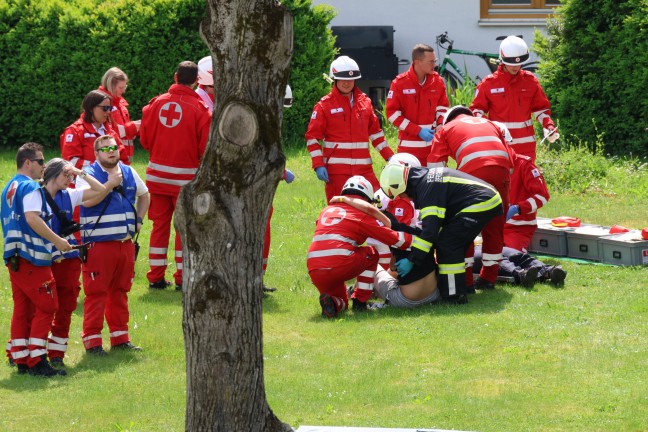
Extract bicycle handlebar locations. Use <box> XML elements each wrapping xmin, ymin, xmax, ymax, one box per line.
<box><xmin>436</xmin><ymin>31</ymin><xmax>453</xmax><ymax>48</ymax></box>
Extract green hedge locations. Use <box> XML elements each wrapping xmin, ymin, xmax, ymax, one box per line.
<box><xmin>0</xmin><ymin>0</ymin><xmax>336</xmax><ymax>150</ymax></box>
<box><xmin>534</xmin><ymin>0</ymin><xmax>648</xmax><ymax>156</ymax></box>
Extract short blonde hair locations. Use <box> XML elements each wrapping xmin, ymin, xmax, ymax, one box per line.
<box><xmin>94</xmin><ymin>135</ymin><xmax>117</xmax><ymax>150</ymax></box>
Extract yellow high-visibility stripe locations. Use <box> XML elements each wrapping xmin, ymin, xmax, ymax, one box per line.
<box><xmin>438</xmin><ymin>262</ymin><xmax>465</xmax><ymax>275</ymax></box>
<box><xmin>412</xmin><ymin>236</ymin><xmax>432</xmax><ymax>253</ymax></box>
<box><xmin>420</xmin><ymin>206</ymin><xmax>446</xmax><ymax>219</ymax></box>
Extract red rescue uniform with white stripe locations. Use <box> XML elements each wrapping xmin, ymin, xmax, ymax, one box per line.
<box><xmin>470</xmin><ymin>65</ymin><xmax>554</xmax><ymax>161</ymax></box>
<box><xmin>504</xmin><ymin>154</ymin><xmax>550</xmax><ymax>252</ymax></box>
<box><xmin>305</xmin><ymin>86</ymin><xmax>393</xmax><ymax>201</ymax></box>
<box><xmin>307</xmin><ymin>198</ymin><xmax>413</xmax><ymax>313</ymax></box>
<box><xmin>99</xmin><ymin>86</ymin><xmax>138</xmax><ymax>164</ymax></box>
<box><xmin>386</xmin><ymin>65</ymin><xmax>449</xmax><ymax>163</ymax></box>
<box><xmin>140</xmin><ymin>84</ymin><xmax>211</xmax><ymax>286</ymax></box>
<box><xmin>60</xmin><ymin>117</ymin><xmax>127</xmax><ymax>168</ymax></box>
<box><xmin>428</xmin><ymin>114</ymin><xmax>514</xmax><ymax>283</ymax></box>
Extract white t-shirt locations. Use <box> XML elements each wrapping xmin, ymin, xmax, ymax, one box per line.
<box><xmin>23</xmin><ymin>188</ymin><xmax>84</xmax><ymax>214</ymax></box>
<box><xmin>76</xmin><ymin>163</ymin><xmax>148</xmax><ymax>196</ymax></box>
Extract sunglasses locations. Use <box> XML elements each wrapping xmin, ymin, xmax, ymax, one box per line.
<box><xmin>96</xmin><ymin>105</ymin><xmax>112</xmax><ymax>112</ymax></box>
<box><xmin>96</xmin><ymin>145</ymin><xmax>119</xmax><ymax>153</ymax></box>
<box><xmin>30</xmin><ymin>158</ymin><xmax>45</xmax><ymax>166</ymax></box>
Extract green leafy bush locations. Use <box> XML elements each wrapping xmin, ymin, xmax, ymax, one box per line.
<box><xmin>0</xmin><ymin>0</ymin><xmax>336</xmax><ymax>151</ymax></box>
<box><xmin>534</xmin><ymin>0</ymin><xmax>648</xmax><ymax>156</ymax></box>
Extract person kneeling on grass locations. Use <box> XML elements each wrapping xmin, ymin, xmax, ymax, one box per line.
<box><xmin>307</xmin><ymin>176</ymin><xmax>416</xmax><ymax>318</ymax></box>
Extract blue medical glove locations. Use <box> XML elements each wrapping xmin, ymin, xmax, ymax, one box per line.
<box><xmin>417</xmin><ymin>128</ymin><xmax>435</xmax><ymax>142</ymax></box>
<box><xmin>315</xmin><ymin>166</ymin><xmax>329</xmax><ymax>183</ymax></box>
<box><xmin>395</xmin><ymin>258</ymin><xmax>414</xmax><ymax>277</ymax></box>
<box><xmin>284</xmin><ymin>169</ymin><xmax>295</xmax><ymax>184</ymax></box>
<box><xmin>506</xmin><ymin>204</ymin><xmax>520</xmax><ymax>221</ymax></box>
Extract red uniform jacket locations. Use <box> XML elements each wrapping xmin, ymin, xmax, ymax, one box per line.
<box><xmin>140</xmin><ymin>84</ymin><xmax>212</xmax><ymax>196</ymax></box>
<box><xmin>470</xmin><ymin>65</ymin><xmax>554</xmax><ymax>161</ymax></box>
<box><xmin>385</xmin><ymin>65</ymin><xmax>449</xmax><ymax>162</ymax></box>
<box><xmin>504</xmin><ymin>154</ymin><xmax>550</xmax><ymax>251</ymax></box>
<box><xmin>428</xmin><ymin>115</ymin><xmax>514</xmax><ymax>174</ymax></box>
<box><xmin>305</xmin><ymin>86</ymin><xmax>393</xmax><ymax>177</ymax></box>
<box><xmin>307</xmin><ymin>200</ymin><xmax>413</xmax><ymax>272</ymax></box>
<box><xmin>99</xmin><ymin>86</ymin><xmax>138</xmax><ymax>163</ymax></box>
<box><xmin>60</xmin><ymin>116</ymin><xmax>127</xmax><ymax>168</ymax></box>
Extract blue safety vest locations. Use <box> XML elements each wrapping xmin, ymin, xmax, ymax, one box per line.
<box><xmin>1</xmin><ymin>174</ymin><xmax>53</xmax><ymax>266</ymax></box>
<box><xmin>50</xmin><ymin>189</ymin><xmax>80</xmax><ymax>260</ymax></box>
<box><xmin>80</xmin><ymin>162</ymin><xmax>137</xmax><ymax>242</ymax></box>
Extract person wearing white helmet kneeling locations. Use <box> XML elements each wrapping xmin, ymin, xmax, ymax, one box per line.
<box><xmin>307</xmin><ymin>176</ymin><xmax>414</xmax><ymax>318</ymax></box>
<box><xmin>470</xmin><ymin>35</ymin><xmax>557</xmax><ymax>162</ymax></box>
<box><xmin>305</xmin><ymin>56</ymin><xmax>394</xmax><ymax>202</ymax></box>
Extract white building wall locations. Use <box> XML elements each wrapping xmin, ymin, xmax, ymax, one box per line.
<box><xmin>312</xmin><ymin>0</ymin><xmax>549</xmax><ymax>80</ymax></box>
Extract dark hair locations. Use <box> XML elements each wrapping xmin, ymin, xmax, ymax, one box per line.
<box><xmin>16</xmin><ymin>142</ymin><xmax>43</xmax><ymax>169</ymax></box>
<box><xmin>444</xmin><ymin>105</ymin><xmax>473</xmax><ymax>125</ymax></box>
<box><xmin>176</xmin><ymin>61</ymin><xmax>198</xmax><ymax>86</ymax></box>
<box><xmin>42</xmin><ymin>158</ymin><xmax>70</xmax><ymax>185</ymax></box>
<box><xmin>412</xmin><ymin>44</ymin><xmax>435</xmax><ymax>62</ymax></box>
<box><xmin>82</xmin><ymin>90</ymin><xmax>112</xmax><ymax>123</ymax></box>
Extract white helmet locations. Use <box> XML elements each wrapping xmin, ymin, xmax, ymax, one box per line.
<box><xmin>197</xmin><ymin>56</ymin><xmax>213</xmax><ymax>86</ymax></box>
<box><xmin>380</xmin><ymin>163</ymin><xmax>409</xmax><ymax>199</ymax></box>
<box><xmin>390</xmin><ymin>152</ymin><xmax>421</xmax><ymax>167</ymax></box>
<box><xmin>329</xmin><ymin>56</ymin><xmax>361</xmax><ymax>80</ymax></box>
<box><xmin>283</xmin><ymin>84</ymin><xmax>293</xmax><ymax>108</ymax></box>
<box><xmin>499</xmin><ymin>36</ymin><xmax>529</xmax><ymax>66</ymax></box>
<box><xmin>443</xmin><ymin>105</ymin><xmax>473</xmax><ymax>125</ymax></box>
<box><xmin>341</xmin><ymin>175</ymin><xmax>374</xmax><ymax>201</ymax></box>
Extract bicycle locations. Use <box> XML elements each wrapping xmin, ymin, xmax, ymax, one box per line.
<box><xmin>435</xmin><ymin>31</ymin><xmax>539</xmax><ymax>92</ymax></box>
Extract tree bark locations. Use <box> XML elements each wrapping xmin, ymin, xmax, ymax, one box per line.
<box><xmin>175</xmin><ymin>1</ymin><xmax>293</xmax><ymax>430</ymax></box>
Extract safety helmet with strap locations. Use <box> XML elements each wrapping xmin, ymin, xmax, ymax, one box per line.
<box><xmin>329</xmin><ymin>56</ymin><xmax>361</xmax><ymax>81</ymax></box>
<box><xmin>197</xmin><ymin>56</ymin><xmax>213</xmax><ymax>86</ymax></box>
<box><xmin>341</xmin><ymin>175</ymin><xmax>374</xmax><ymax>201</ymax></box>
<box><xmin>390</xmin><ymin>152</ymin><xmax>421</xmax><ymax>168</ymax></box>
<box><xmin>443</xmin><ymin>105</ymin><xmax>473</xmax><ymax>125</ymax></box>
<box><xmin>499</xmin><ymin>36</ymin><xmax>529</xmax><ymax>66</ymax></box>
<box><xmin>284</xmin><ymin>84</ymin><xmax>293</xmax><ymax>108</ymax></box>
<box><xmin>380</xmin><ymin>163</ymin><xmax>409</xmax><ymax>199</ymax></box>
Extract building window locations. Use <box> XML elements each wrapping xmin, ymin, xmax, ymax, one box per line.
<box><xmin>480</xmin><ymin>0</ymin><xmax>561</xmax><ymax>20</ymax></box>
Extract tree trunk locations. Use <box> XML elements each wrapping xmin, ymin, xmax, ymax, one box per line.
<box><xmin>175</xmin><ymin>1</ymin><xmax>293</xmax><ymax>430</ymax></box>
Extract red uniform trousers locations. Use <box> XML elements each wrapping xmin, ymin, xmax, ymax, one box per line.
<box><xmin>81</xmin><ymin>240</ymin><xmax>135</xmax><ymax>349</ymax></box>
<box><xmin>464</xmin><ymin>165</ymin><xmax>510</xmax><ymax>285</ymax></box>
<box><xmin>503</xmin><ymin>224</ymin><xmax>537</xmax><ymax>253</ymax></box>
<box><xmin>49</xmin><ymin>258</ymin><xmax>82</xmax><ymax>360</ymax></box>
<box><xmin>263</xmin><ymin>207</ymin><xmax>274</xmax><ymax>274</ymax></box>
<box><xmin>324</xmin><ymin>171</ymin><xmax>380</xmax><ymax>203</ymax></box>
<box><xmin>8</xmin><ymin>258</ymin><xmax>57</xmax><ymax>367</ymax></box>
<box><xmin>308</xmin><ymin>245</ymin><xmax>379</xmax><ymax>314</ymax></box>
<box><xmin>147</xmin><ymin>193</ymin><xmax>182</xmax><ymax>286</ymax></box>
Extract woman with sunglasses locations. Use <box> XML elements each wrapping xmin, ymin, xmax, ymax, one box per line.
<box><xmin>39</xmin><ymin>158</ymin><xmax>118</xmax><ymax>369</ymax></box>
<box><xmin>99</xmin><ymin>67</ymin><xmax>140</xmax><ymax>164</ymax></box>
<box><xmin>60</xmin><ymin>90</ymin><xmax>129</xmax><ymax>171</ymax></box>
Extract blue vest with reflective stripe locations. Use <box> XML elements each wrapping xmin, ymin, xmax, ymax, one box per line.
<box><xmin>80</xmin><ymin>162</ymin><xmax>137</xmax><ymax>242</ymax></box>
<box><xmin>1</xmin><ymin>174</ymin><xmax>53</xmax><ymax>266</ymax></box>
<box><xmin>51</xmin><ymin>189</ymin><xmax>80</xmax><ymax>260</ymax></box>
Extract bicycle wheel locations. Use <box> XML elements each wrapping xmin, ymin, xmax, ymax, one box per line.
<box><xmin>441</xmin><ymin>69</ymin><xmax>462</xmax><ymax>95</ymax></box>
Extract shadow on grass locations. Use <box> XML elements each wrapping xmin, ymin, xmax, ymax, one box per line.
<box><xmin>0</xmin><ymin>350</ymin><xmax>143</xmax><ymax>391</ymax></box>
<box><xmin>307</xmin><ymin>289</ymin><xmax>514</xmax><ymax>322</ymax></box>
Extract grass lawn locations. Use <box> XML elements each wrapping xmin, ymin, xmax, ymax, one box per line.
<box><xmin>0</xmin><ymin>145</ymin><xmax>646</xmax><ymax>432</ymax></box>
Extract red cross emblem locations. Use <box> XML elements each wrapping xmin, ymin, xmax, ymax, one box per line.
<box><xmin>5</xmin><ymin>181</ymin><xmax>18</xmax><ymax>207</ymax></box>
<box><xmin>159</xmin><ymin>102</ymin><xmax>182</xmax><ymax>128</ymax></box>
<box><xmin>321</xmin><ymin>207</ymin><xmax>347</xmax><ymax>226</ymax></box>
